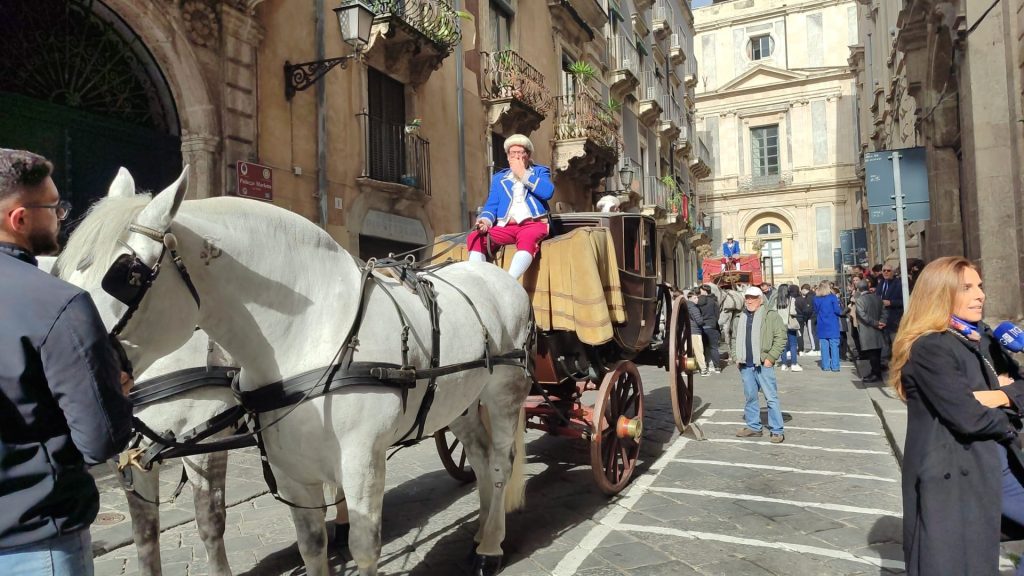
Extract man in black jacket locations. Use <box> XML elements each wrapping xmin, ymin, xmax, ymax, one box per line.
<box><xmin>0</xmin><ymin>149</ymin><xmax>133</xmax><ymax>575</ymax></box>
<box><xmin>697</xmin><ymin>285</ymin><xmax>721</xmax><ymax>373</ymax></box>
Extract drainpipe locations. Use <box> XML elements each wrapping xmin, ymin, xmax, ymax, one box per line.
<box><xmin>455</xmin><ymin>0</ymin><xmax>469</xmax><ymax>230</ymax></box>
<box><xmin>315</xmin><ymin>0</ymin><xmax>328</xmax><ymax>228</ymax></box>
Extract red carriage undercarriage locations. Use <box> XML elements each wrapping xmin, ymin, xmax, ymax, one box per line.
<box><xmin>434</xmin><ymin>212</ymin><xmax>698</xmax><ymax>495</ymax></box>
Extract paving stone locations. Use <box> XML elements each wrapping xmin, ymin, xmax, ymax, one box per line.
<box><xmin>627</xmin><ymin>559</ymin><xmax>701</xmax><ymax>575</ymax></box>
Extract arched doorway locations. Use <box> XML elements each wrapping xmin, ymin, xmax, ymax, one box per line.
<box><xmin>0</xmin><ymin>0</ymin><xmax>182</xmax><ymax>225</ymax></box>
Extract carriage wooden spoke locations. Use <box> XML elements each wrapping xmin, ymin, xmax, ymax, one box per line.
<box><xmin>590</xmin><ymin>360</ymin><xmax>643</xmax><ymax>495</ymax></box>
<box><xmin>434</xmin><ymin>427</ymin><xmax>476</xmax><ymax>483</ymax></box>
<box><xmin>668</xmin><ymin>294</ymin><xmax>697</xmax><ymax>432</ymax></box>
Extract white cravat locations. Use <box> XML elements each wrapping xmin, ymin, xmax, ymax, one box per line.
<box><xmin>499</xmin><ymin>170</ymin><xmax>534</xmax><ymax>226</ymax></box>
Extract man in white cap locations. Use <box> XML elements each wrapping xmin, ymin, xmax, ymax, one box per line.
<box><xmin>466</xmin><ymin>133</ymin><xmax>554</xmax><ymax>279</ymax></box>
<box><xmin>732</xmin><ymin>285</ymin><xmax>788</xmax><ymax>443</ymax></box>
<box><xmin>721</xmin><ymin>233</ymin><xmax>741</xmax><ymax>271</ymax></box>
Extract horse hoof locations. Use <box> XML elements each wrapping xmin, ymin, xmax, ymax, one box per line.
<box><xmin>471</xmin><ymin>554</ymin><xmax>503</xmax><ymax>576</ymax></box>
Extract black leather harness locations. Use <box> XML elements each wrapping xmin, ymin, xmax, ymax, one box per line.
<box><xmin>103</xmin><ymin>218</ymin><xmax>530</xmax><ymax>510</ymax></box>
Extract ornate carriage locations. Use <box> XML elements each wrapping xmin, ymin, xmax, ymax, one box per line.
<box><xmin>436</xmin><ymin>212</ymin><xmax>698</xmax><ymax>494</ymax></box>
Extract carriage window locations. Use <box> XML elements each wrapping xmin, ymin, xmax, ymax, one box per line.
<box><xmin>643</xmin><ymin>219</ymin><xmax>656</xmax><ymax>275</ymax></box>
<box><xmin>623</xmin><ymin>218</ymin><xmax>639</xmax><ymax>272</ymax></box>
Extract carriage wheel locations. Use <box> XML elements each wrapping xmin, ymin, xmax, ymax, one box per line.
<box><xmin>434</xmin><ymin>427</ymin><xmax>476</xmax><ymax>483</ymax></box>
<box><xmin>590</xmin><ymin>360</ymin><xmax>644</xmax><ymax>495</ymax></box>
<box><xmin>668</xmin><ymin>294</ymin><xmax>697</xmax><ymax>433</ymax></box>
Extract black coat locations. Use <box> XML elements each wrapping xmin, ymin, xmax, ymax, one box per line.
<box><xmin>901</xmin><ymin>327</ymin><xmax>1024</xmax><ymax>575</ymax></box>
<box><xmin>0</xmin><ymin>244</ymin><xmax>133</xmax><ymax>548</ymax></box>
<box><xmin>696</xmin><ymin>294</ymin><xmax>719</xmax><ymax>330</ymax></box>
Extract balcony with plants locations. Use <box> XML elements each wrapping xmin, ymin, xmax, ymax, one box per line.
<box><xmin>356</xmin><ymin>110</ymin><xmax>432</xmax><ymax>200</ymax></box>
<box><xmin>355</xmin><ymin>0</ymin><xmax>464</xmax><ymax>85</ymax></box>
<box><xmin>638</xmin><ymin>69</ymin><xmax>664</xmax><ymax>126</ymax></box>
<box><xmin>480</xmin><ymin>49</ymin><xmax>552</xmax><ymax>135</ymax></box>
<box><xmin>607</xmin><ymin>33</ymin><xmax>640</xmax><ymax>99</ymax></box>
<box><xmin>552</xmin><ymin>75</ymin><xmax>621</xmax><ymax>190</ymax></box>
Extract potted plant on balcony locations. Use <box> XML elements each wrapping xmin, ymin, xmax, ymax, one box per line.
<box><xmin>661</xmin><ymin>175</ymin><xmax>683</xmax><ymax>214</ymax></box>
<box><xmin>568</xmin><ymin>60</ymin><xmax>597</xmax><ymax>90</ymax></box>
<box><xmin>404</xmin><ymin>118</ymin><xmax>422</xmax><ymax>135</ymax></box>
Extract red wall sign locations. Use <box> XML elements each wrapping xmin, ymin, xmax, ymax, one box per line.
<box><xmin>236</xmin><ymin>161</ymin><xmax>273</xmax><ymax>202</ymax></box>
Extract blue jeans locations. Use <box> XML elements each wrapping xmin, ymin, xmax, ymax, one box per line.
<box><xmin>739</xmin><ymin>364</ymin><xmax>783</xmax><ymax>434</ymax></box>
<box><xmin>783</xmin><ymin>330</ymin><xmax>800</xmax><ymax>366</ymax></box>
<box><xmin>0</xmin><ymin>530</ymin><xmax>93</xmax><ymax>576</ymax></box>
<box><xmin>819</xmin><ymin>338</ymin><xmax>840</xmax><ymax>371</ymax></box>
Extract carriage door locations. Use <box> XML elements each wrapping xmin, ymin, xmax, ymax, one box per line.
<box><xmin>0</xmin><ymin>0</ymin><xmax>182</xmax><ymax>241</ymax></box>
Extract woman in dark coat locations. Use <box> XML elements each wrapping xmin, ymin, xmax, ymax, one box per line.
<box><xmin>893</xmin><ymin>256</ymin><xmax>1024</xmax><ymax>575</ymax></box>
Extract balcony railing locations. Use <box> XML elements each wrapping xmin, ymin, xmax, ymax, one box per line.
<box><xmin>738</xmin><ymin>171</ymin><xmax>794</xmax><ymax>191</ymax></box>
<box><xmin>644</xmin><ymin>175</ymin><xmax>670</xmax><ymax>209</ymax></box>
<box><xmin>641</xmin><ymin>70</ymin><xmax>664</xmax><ymax>107</ymax></box>
<box><xmin>553</xmin><ymin>91</ymin><xmax>619</xmax><ymax>150</ymax></box>
<box><xmin>366</xmin><ymin>0</ymin><xmax>462</xmax><ymax>51</ymax></box>
<box><xmin>609</xmin><ymin>33</ymin><xmax>640</xmax><ymax>80</ymax></box>
<box><xmin>481</xmin><ymin>50</ymin><xmax>552</xmax><ymax>115</ymax></box>
<box><xmin>358</xmin><ymin>111</ymin><xmax>431</xmax><ymax>196</ymax></box>
<box><xmin>652</xmin><ymin>4</ymin><xmax>671</xmax><ymax>39</ymax></box>
<box><xmin>670</xmin><ymin>33</ymin><xmax>685</xmax><ymax>65</ymax></box>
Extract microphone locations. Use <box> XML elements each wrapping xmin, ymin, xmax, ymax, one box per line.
<box><xmin>994</xmin><ymin>322</ymin><xmax>1024</xmax><ymax>353</ymax></box>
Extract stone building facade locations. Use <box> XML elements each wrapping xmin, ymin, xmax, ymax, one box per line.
<box><xmin>849</xmin><ymin>0</ymin><xmax>1024</xmax><ymax>322</ymax></box>
<box><xmin>0</xmin><ymin>0</ymin><xmax>709</xmax><ymax>286</ymax></box>
<box><xmin>694</xmin><ymin>0</ymin><xmax>862</xmax><ymax>287</ymax></box>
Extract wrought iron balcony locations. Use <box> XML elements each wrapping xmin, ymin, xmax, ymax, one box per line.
<box><xmin>652</xmin><ymin>4</ymin><xmax>671</xmax><ymax>41</ymax></box>
<box><xmin>659</xmin><ymin>97</ymin><xmax>681</xmax><ymax>141</ymax></box>
<box><xmin>643</xmin><ymin>176</ymin><xmax>670</xmax><ymax>209</ymax></box>
<box><xmin>357</xmin><ymin>111</ymin><xmax>431</xmax><ymax>198</ymax></box>
<box><xmin>359</xmin><ymin>0</ymin><xmax>462</xmax><ymax>85</ymax></box>
<box><xmin>689</xmin><ymin>132</ymin><xmax>712</xmax><ymax>179</ymax></box>
<box><xmin>481</xmin><ymin>50</ymin><xmax>552</xmax><ymax>134</ymax></box>
<box><xmin>675</xmin><ymin>124</ymin><xmax>691</xmax><ymax>158</ymax></box>
<box><xmin>738</xmin><ymin>171</ymin><xmax>794</xmax><ymax>191</ymax></box>
<box><xmin>552</xmin><ymin>90</ymin><xmax>620</xmax><ymax>189</ymax></box>
<box><xmin>638</xmin><ymin>70</ymin><xmax>664</xmax><ymax>126</ymax></box>
<box><xmin>608</xmin><ymin>33</ymin><xmax>640</xmax><ymax>98</ymax></box>
<box><xmin>669</xmin><ymin>33</ymin><xmax>686</xmax><ymax>66</ymax></box>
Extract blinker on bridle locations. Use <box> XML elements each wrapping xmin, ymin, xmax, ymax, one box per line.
<box><xmin>103</xmin><ymin>222</ymin><xmax>201</xmax><ymax>338</ymax></box>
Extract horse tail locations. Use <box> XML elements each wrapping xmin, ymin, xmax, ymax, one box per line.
<box><xmin>504</xmin><ymin>407</ymin><xmax>527</xmax><ymax>513</ymax></box>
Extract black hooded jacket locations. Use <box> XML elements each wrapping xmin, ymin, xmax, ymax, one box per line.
<box><xmin>0</xmin><ymin>243</ymin><xmax>133</xmax><ymax>549</ymax></box>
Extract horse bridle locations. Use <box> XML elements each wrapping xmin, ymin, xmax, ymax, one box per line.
<box><xmin>101</xmin><ymin>222</ymin><xmax>201</xmax><ymax>339</ymax></box>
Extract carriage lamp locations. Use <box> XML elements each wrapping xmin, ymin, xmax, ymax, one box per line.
<box><xmin>284</xmin><ymin>0</ymin><xmax>374</xmax><ymax>100</ymax></box>
<box><xmin>701</xmin><ymin>212</ymin><xmax>712</xmax><ymax>231</ymax></box>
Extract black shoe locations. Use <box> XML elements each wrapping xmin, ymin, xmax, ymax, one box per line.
<box><xmin>861</xmin><ymin>375</ymin><xmax>881</xmax><ymax>383</ymax></box>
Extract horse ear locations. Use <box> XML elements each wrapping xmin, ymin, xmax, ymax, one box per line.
<box><xmin>137</xmin><ymin>166</ymin><xmax>190</xmax><ymax>231</ymax></box>
<box><xmin>107</xmin><ymin>168</ymin><xmax>136</xmax><ymax>198</ymax></box>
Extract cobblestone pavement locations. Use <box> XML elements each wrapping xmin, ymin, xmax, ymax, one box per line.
<box><xmin>92</xmin><ymin>356</ymin><xmax>911</xmax><ymax>575</ymax></box>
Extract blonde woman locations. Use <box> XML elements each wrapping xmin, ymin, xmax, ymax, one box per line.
<box><xmin>893</xmin><ymin>256</ymin><xmax>1024</xmax><ymax>575</ymax></box>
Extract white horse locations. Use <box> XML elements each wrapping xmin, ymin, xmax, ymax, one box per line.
<box><xmin>45</xmin><ymin>252</ymin><xmax>237</xmax><ymax>576</ymax></box>
<box><xmin>62</xmin><ymin>168</ymin><xmax>531</xmax><ymax>576</ymax></box>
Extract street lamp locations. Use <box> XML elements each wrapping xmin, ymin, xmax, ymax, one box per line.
<box><xmin>284</xmin><ymin>1</ymin><xmax>374</xmax><ymax>100</ymax></box>
<box><xmin>618</xmin><ymin>164</ymin><xmax>634</xmax><ymax>191</ymax></box>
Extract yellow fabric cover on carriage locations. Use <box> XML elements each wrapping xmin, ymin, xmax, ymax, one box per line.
<box><xmin>430</xmin><ymin>228</ymin><xmax>625</xmax><ymax>345</ymax></box>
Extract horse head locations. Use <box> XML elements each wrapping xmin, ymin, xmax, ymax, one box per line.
<box><xmin>60</xmin><ymin>167</ymin><xmax>198</xmax><ymax>375</ymax></box>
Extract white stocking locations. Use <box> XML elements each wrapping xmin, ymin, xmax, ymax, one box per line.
<box><xmin>508</xmin><ymin>251</ymin><xmax>534</xmax><ymax>279</ymax></box>
<box><xmin>469</xmin><ymin>251</ymin><xmax>486</xmax><ymax>263</ymax></box>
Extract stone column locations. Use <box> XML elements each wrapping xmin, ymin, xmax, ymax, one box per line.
<box><xmin>219</xmin><ymin>3</ymin><xmax>263</xmax><ymax>195</ymax></box>
<box><xmin>181</xmin><ymin>134</ymin><xmax>220</xmax><ymax>199</ymax></box>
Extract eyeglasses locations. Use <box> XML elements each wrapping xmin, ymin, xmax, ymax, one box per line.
<box><xmin>882</xmin><ymin>269</ymin><xmax>893</xmax><ymax>273</ymax></box>
<box><xmin>507</xmin><ymin>151</ymin><xmax>529</xmax><ymax>158</ymax></box>
<box><xmin>24</xmin><ymin>200</ymin><xmax>72</xmax><ymax>221</ymax></box>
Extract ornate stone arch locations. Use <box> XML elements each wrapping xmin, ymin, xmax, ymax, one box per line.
<box><xmin>741</xmin><ymin>210</ymin><xmax>796</xmax><ymax>279</ymax></box>
<box><xmin>103</xmin><ymin>0</ymin><xmax>221</xmax><ymax>198</ymax></box>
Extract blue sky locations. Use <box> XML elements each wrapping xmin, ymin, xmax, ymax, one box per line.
<box><xmin>691</xmin><ymin>0</ymin><xmax>713</xmax><ymax>8</ymax></box>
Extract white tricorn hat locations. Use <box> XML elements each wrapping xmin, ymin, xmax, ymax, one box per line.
<box><xmin>503</xmin><ymin>134</ymin><xmax>534</xmax><ymax>154</ymax></box>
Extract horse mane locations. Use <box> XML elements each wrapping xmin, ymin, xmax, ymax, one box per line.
<box><xmin>55</xmin><ymin>194</ymin><xmax>152</xmax><ymax>281</ymax></box>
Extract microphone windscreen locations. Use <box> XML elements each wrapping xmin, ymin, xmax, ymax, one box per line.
<box><xmin>994</xmin><ymin>321</ymin><xmax>1024</xmax><ymax>353</ymax></box>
